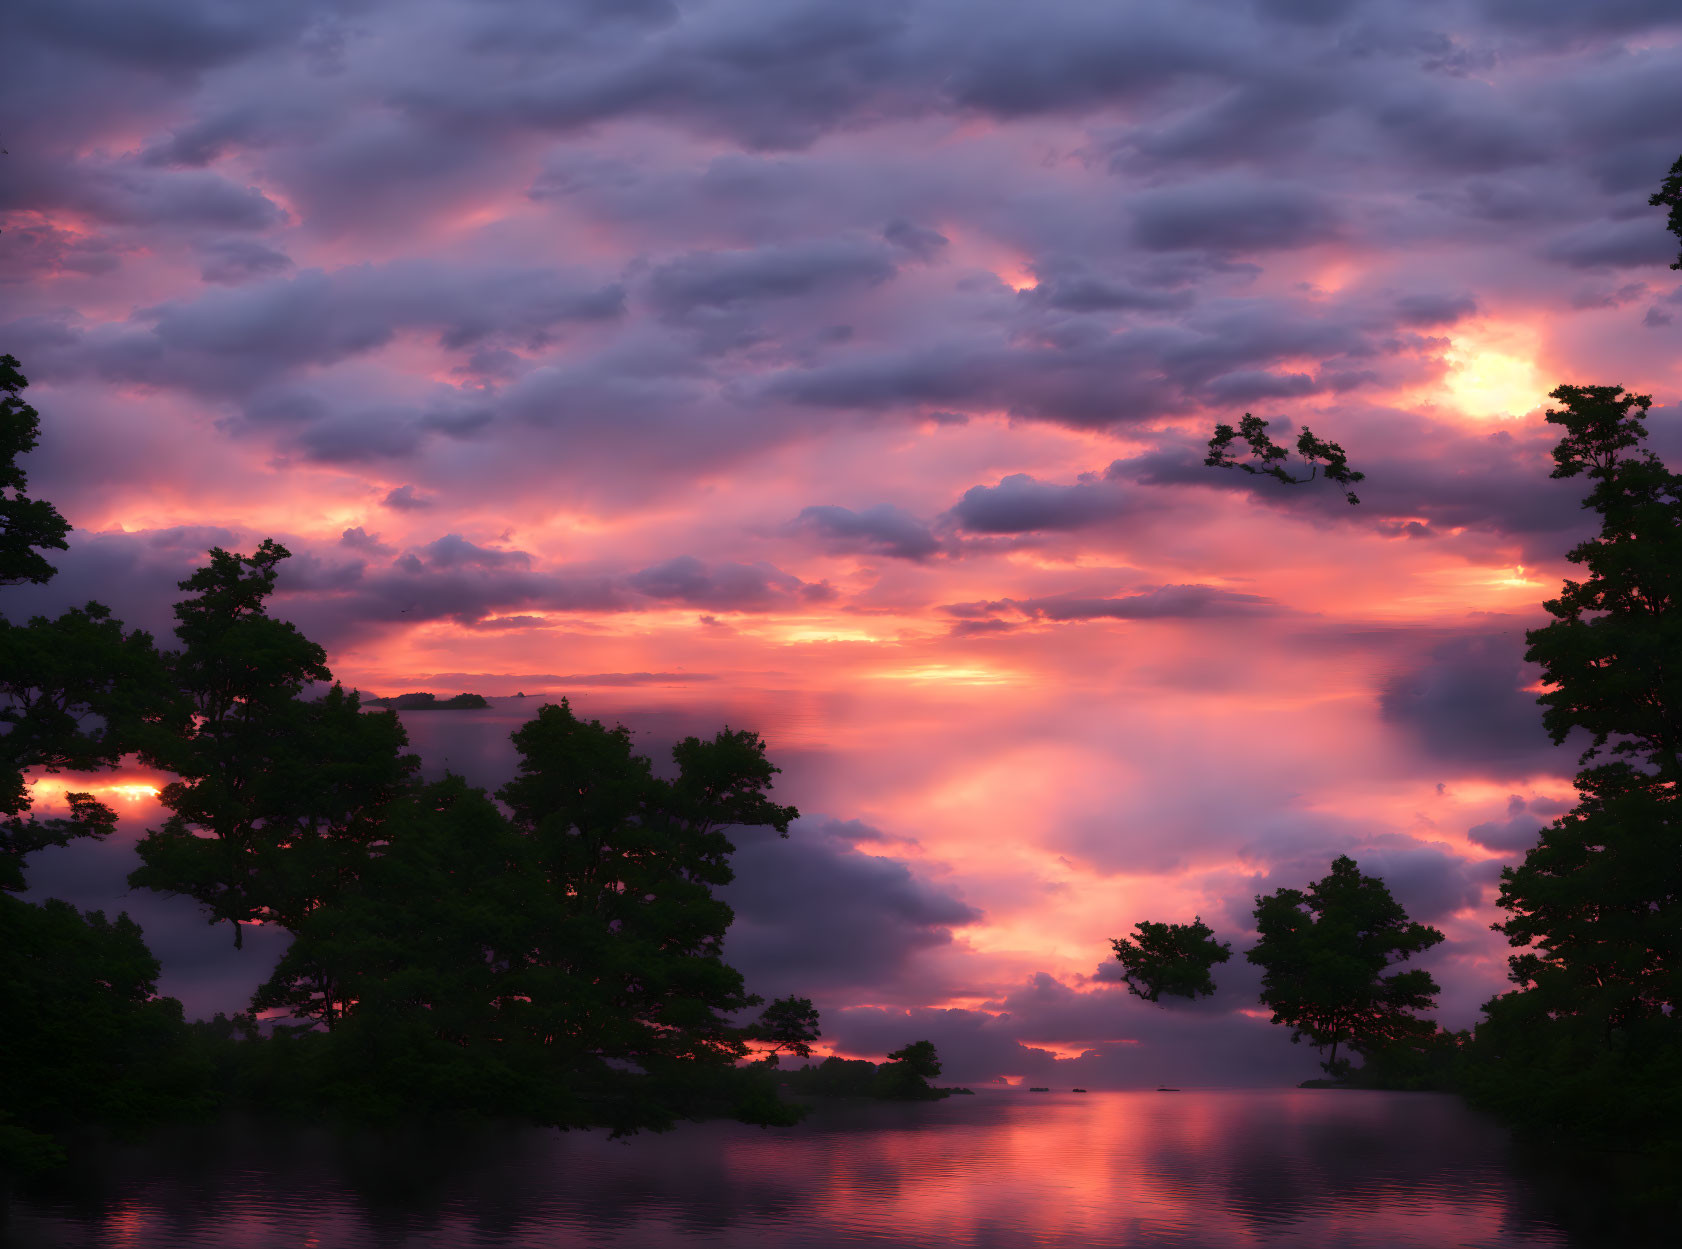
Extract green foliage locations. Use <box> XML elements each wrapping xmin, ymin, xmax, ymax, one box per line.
<box><xmin>1205</xmin><ymin>412</ymin><xmax>1365</xmax><ymax>504</ymax></box>
<box><xmin>1109</xmin><ymin>916</ymin><xmax>1231</xmax><ymax>1003</ymax></box>
<box><xmin>0</xmin><ymin>354</ymin><xmax>71</xmax><ymax>588</ymax></box>
<box><xmin>1652</xmin><ymin>152</ymin><xmax>1682</xmax><ymax>270</ymax></box>
<box><xmin>1248</xmin><ymin>856</ymin><xmax>1444</xmax><ymax>1077</ymax></box>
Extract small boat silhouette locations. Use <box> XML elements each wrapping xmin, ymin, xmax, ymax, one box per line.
<box><xmin>1027</xmin><ymin>1086</ymin><xmax>1050</xmax><ymax>1092</ymax></box>
<box><xmin>1071</xmin><ymin>1088</ymin><xmax>1087</xmax><ymax>1093</ymax></box>
<box><xmin>1155</xmin><ymin>1086</ymin><xmax>1180</xmax><ymax>1092</ymax></box>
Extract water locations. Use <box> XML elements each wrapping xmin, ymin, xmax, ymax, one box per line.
<box><xmin>1</xmin><ymin>1091</ymin><xmax>1605</xmax><ymax>1247</ymax></box>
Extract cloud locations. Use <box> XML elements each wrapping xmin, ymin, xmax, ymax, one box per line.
<box><xmin>1014</xmin><ymin>585</ymin><xmax>1276</xmax><ymax>621</ymax></box>
<box><xmin>788</xmin><ymin>503</ymin><xmax>941</xmax><ymax>561</ymax></box>
<box><xmin>647</xmin><ymin>238</ymin><xmax>896</xmax><ymax>316</ymax></box>
<box><xmin>949</xmin><ymin>473</ymin><xmax>1132</xmax><ymax>533</ymax></box>
<box><xmin>414</xmin><ymin>534</ymin><xmax>533</xmax><ymax>571</ymax></box>
<box><xmin>722</xmin><ymin>816</ymin><xmax>981</xmax><ymax>1001</ymax></box>
<box><xmin>628</xmin><ymin>555</ymin><xmax>831</xmax><ymax>612</ymax></box>
<box><xmin>382</xmin><ymin>485</ymin><xmax>435</xmax><ymax>511</ymax></box>
<box><xmin>1545</xmin><ymin>216</ymin><xmax>1679</xmax><ymax>268</ymax></box>
<box><xmin>1379</xmin><ymin>627</ymin><xmax>1580</xmax><ymax>775</ymax></box>
<box><xmin>1130</xmin><ymin>181</ymin><xmax>1341</xmax><ymax>254</ymax></box>
<box><xmin>1467</xmin><ymin>793</ymin><xmax>1557</xmax><ymax>855</ymax></box>
<box><xmin>36</xmin><ymin>263</ymin><xmax>623</xmax><ymax>400</ymax></box>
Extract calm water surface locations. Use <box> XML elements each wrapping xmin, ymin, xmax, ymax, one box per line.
<box><xmin>2</xmin><ymin>1091</ymin><xmax>1605</xmax><ymax>1248</ymax></box>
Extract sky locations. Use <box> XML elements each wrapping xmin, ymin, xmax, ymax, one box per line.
<box><xmin>5</xmin><ymin>0</ymin><xmax>1682</xmax><ymax>1089</ymax></box>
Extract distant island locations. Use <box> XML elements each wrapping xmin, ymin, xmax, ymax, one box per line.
<box><xmin>779</xmin><ymin>1051</ymin><xmax>971</xmax><ymax>1101</ymax></box>
<box><xmin>366</xmin><ymin>692</ymin><xmax>491</xmax><ymax>710</ymax></box>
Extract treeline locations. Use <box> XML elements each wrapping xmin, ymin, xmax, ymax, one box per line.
<box><xmin>779</xmin><ymin>1040</ymin><xmax>970</xmax><ymax>1101</ymax></box>
<box><xmin>0</xmin><ymin>353</ymin><xmax>827</xmax><ymax>1173</ymax></box>
<box><xmin>1124</xmin><ymin>156</ymin><xmax>1682</xmax><ymax>1177</ymax></box>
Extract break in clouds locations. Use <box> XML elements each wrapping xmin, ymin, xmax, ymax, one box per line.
<box><xmin>6</xmin><ymin>0</ymin><xmax>1681</xmax><ymax>1084</ymax></box>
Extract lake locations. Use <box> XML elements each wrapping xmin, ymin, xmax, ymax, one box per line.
<box><xmin>0</xmin><ymin>1090</ymin><xmax>1631</xmax><ymax>1247</ymax></box>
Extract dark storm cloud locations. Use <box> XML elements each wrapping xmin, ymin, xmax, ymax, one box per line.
<box><xmin>1478</xmin><ymin>0</ymin><xmax>1682</xmax><ymax>38</ymax></box>
<box><xmin>646</xmin><ymin>238</ymin><xmax>897</xmax><ymax>315</ymax></box>
<box><xmin>948</xmin><ymin>473</ymin><xmax>1131</xmax><ymax>534</ymax></box>
<box><xmin>196</xmin><ymin>238</ymin><xmax>295</xmax><ymax>286</ymax></box>
<box><xmin>1378</xmin><ymin>627</ymin><xmax>1577</xmax><ymax>775</ymax></box>
<box><xmin>1467</xmin><ymin>794</ymin><xmax>1549</xmax><ymax>856</ymax></box>
<box><xmin>628</xmin><ymin>555</ymin><xmax>830</xmax><ymax>611</ymax></box>
<box><xmin>0</xmin><ymin>152</ymin><xmax>286</xmax><ymax>232</ymax></box>
<box><xmin>14</xmin><ymin>0</ymin><xmax>324</xmax><ymax>73</ymax></box>
<box><xmin>32</xmin><ymin>264</ymin><xmax>623</xmax><ymax>399</ymax></box>
<box><xmin>413</xmin><ymin>534</ymin><xmax>533</xmax><ymax>571</ymax></box>
<box><xmin>381</xmin><ymin>485</ymin><xmax>435</xmax><ymax>511</ymax></box>
<box><xmin>1129</xmin><ymin>182</ymin><xmax>1341</xmax><ymax>254</ymax></box>
<box><xmin>1544</xmin><ymin>216</ymin><xmax>1679</xmax><ymax>269</ymax></box>
<box><xmin>788</xmin><ymin>504</ymin><xmax>942</xmax><ymax>561</ymax></box>
<box><xmin>339</xmin><ymin>527</ymin><xmax>392</xmax><ymax>555</ymax></box>
<box><xmin>1394</xmin><ymin>293</ymin><xmax>1477</xmax><ymax>327</ymax></box>
<box><xmin>882</xmin><ymin>218</ymin><xmax>948</xmax><ymax>261</ymax></box>
<box><xmin>937</xmin><ymin>585</ymin><xmax>1278</xmax><ymax>630</ymax></box>
<box><xmin>1015</xmin><ymin>585</ymin><xmax>1276</xmax><ymax>621</ymax></box>
<box><xmin>1021</xmin><ymin>261</ymin><xmax>1193</xmax><ymax>314</ymax></box>
<box><xmin>721</xmin><ymin>817</ymin><xmax>981</xmax><ymax>1001</ymax></box>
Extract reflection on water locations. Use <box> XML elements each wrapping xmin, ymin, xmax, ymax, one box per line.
<box><xmin>4</xmin><ymin>1091</ymin><xmax>1597</xmax><ymax>1248</ymax></box>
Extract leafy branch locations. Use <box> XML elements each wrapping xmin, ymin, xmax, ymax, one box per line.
<box><xmin>1205</xmin><ymin>413</ymin><xmax>1365</xmax><ymax>505</ymax></box>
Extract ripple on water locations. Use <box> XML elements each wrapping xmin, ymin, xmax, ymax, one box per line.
<box><xmin>5</xmin><ymin>1092</ymin><xmax>1587</xmax><ymax>1249</ymax></box>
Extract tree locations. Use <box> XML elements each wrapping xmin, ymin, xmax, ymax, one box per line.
<box><xmin>1248</xmin><ymin>856</ymin><xmax>1444</xmax><ymax>1077</ymax></box>
<box><xmin>873</xmin><ymin>1039</ymin><xmax>946</xmax><ymax>1100</ymax></box>
<box><xmin>1494</xmin><ymin>384</ymin><xmax>1680</xmax><ymax>1031</ymax></box>
<box><xmin>1472</xmin><ymin>383</ymin><xmax>1682</xmax><ymax>1149</ymax></box>
<box><xmin>1109</xmin><ymin>917</ymin><xmax>1231</xmax><ymax>1003</ymax></box>
<box><xmin>0</xmin><ymin>354</ymin><xmax>200</xmax><ymax>1174</ymax></box>
<box><xmin>884</xmin><ymin>1039</ymin><xmax>941</xmax><ymax>1079</ymax></box>
<box><xmin>130</xmin><ymin>542</ymin><xmax>418</xmax><ymax>948</ymax></box>
<box><xmin>0</xmin><ymin>602</ymin><xmax>173</xmax><ymax>891</ymax></box>
<box><xmin>747</xmin><ymin>995</ymin><xmax>822</xmax><ymax>1065</ymax></box>
<box><xmin>1205</xmin><ymin>413</ymin><xmax>1365</xmax><ymax>504</ymax></box>
<box><xmin>0</xmin><ymin>354</ymin><xmax>70</xmax><ymax>588</ymax></box>
<box><xmin>1652</xmin><ymin>152</ymin><xmax>1682</xmax><ymax>269</ymax></box>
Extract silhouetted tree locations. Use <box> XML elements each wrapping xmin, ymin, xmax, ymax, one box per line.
<box><xmin>1249</xmin><ymin>856</ymin><xmax>1444</xmax><ymax>1078</ymax></box>
<box><xmin>1472</xmin><ymin>382</ymin><xmax>1682</xmax><ymax>1153</ymax></box>
<box><xmin>0</xmin><ymin>354</ymin><xmax>70</xmax><ymax>588</ymax></box>
<box><xmin>1205</xmin><ymin>413</ymin><xmax>1365</xmax><ymax>504</ymax></box>
<box><xmin>1110</xmin><ymin>917</ymin><xmax>1231</xmax><ymax>1003</ymax></box>
<box><xmin>0</xmin><ymin>356</ymin><xmax>200</xmax><ymax>1175</ymax></box>
<box><xmin>1</xmin><ymin>602</ymin><xmax>174</xmax><ymax>890</ymax></box>
<box><xmin>747</xmin><ymin>996</ymin><xmax>822</xmax><ymax>1064</ymax></box>
<box><xmin>1653</xmin><ymin>152</ymin><xmax>1682</xmax><ymax>269</ymax></box>
<box><xmin>873</xmin><ymin>1039</ymin><xmax>947</xmax><ymax>1099</ymax></box>
<box><xmin>130</xmin><ymin>542</ymin><xmax>418</xmax><ymax>948</ymax></box>
<box><xmin>495</xmin><ymin>701</ymin><xmax>797</xmax><ymax>1081</ymax></box>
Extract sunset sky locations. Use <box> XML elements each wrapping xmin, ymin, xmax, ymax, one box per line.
<box><xmin>6</xmin><ymin>0</ymin><xmax>1682</xmax><ymax>1087</ymax></box>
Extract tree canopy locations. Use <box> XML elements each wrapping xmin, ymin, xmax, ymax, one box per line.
<box><xmin>1109</xmin><ymin>917</ymin><xmax>1231</xmax><ymax>1003</ymax></box>
<box><xmin>1248</xmin><ymin>856</ymin><xmax>1444</xmax><ymax>1078</ymax></box>
<box><xmin>0</xmin><ymin>354</ymin><xmax>70</xmax><ymax>588</ymax></box>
